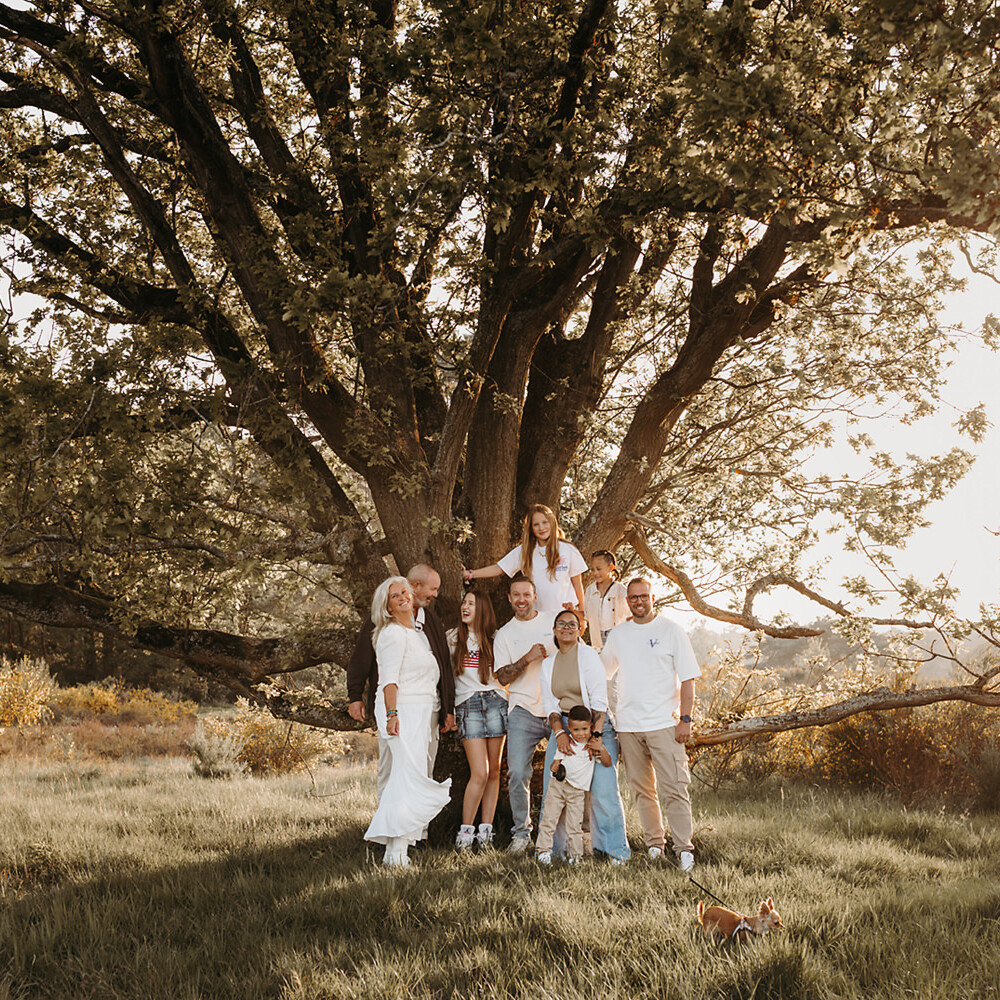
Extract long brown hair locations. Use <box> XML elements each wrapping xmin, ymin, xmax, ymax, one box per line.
<box><xmin>520</xmin><ymin>503</ymin><xmax>564</xmax><ymax>581</ymax></box>
<box><xmin>452</xmin><ymin>591</ymin><xmax>497</xmax><ymax>684</ymax></box>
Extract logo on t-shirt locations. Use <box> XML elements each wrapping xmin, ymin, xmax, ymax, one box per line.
<box><xmin>649</xmin><ymin>638</ymin><xmax>660</xmax><ymax>649</ymax></box>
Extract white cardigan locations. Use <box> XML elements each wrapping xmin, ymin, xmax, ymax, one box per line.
<box><xmin>540</xmin><ymin>643</ymin><xmax>609</xmax><ymax>719</ymax></box>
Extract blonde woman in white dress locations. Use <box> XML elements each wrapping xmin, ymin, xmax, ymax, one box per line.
<box><xmin>364</xmin><ymin>577</ymin><xmax>452</xmax><ymax>867</ymax></box>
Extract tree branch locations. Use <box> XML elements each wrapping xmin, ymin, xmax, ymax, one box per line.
<box><xmin>0</xmin><ymin>579</ymin><xmax>357</xmax><ymax>684</ymax></box>
<box><xmin>625</xmin><ymin>520</ymin><xmax>824</xmax><ymax>638</ymax></box>
<box><xmin>691</xmin><ymin>683</ymin><xmax>1000</xmax><ymax>747</ymax></box>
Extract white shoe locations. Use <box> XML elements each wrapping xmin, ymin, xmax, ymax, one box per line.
<box><xmin>455</xmin><ymin>824</ymin><xmax>476</xmax><ymax>850</ymax></box>
<box><xmin>536</xmin><ymin>851</ymin><xmax>552</xmax><ymax>865</ymax></box>
<box><xmin>476</xmin><ymin>823</ymin><xmax>494</xmax><ymax>848</ymax></box>
<box><xmin>383</xmin><ymin>850</ymin><xmax>410</xmax><ymax>868</ymax></box>
<box><xmin>609</xmin><ymin>856</ymin><xmax>627</xmax><ymax>866</ymax></box>
<box><xmin>679</xmin><ymin>851</ymin><xmax>695</xmax><ymax>872</ymax></box>
<box><xmin>508</xmin><ymin>836</ymin><xmax>532</xmax><ymax>855</ymax></box>
<box><xmin>648</xmin><ymin>847</ymin><xmax>664</xmax><ymax>860</ymax></box>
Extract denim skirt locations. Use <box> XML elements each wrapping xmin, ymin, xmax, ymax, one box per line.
<box><xmin>456</xmin><ymin>690</ymin><xmax>508</xmax><ymax>740</ymax></box>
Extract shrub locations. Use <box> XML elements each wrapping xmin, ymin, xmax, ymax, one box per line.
<box><xmin>194</xmin><ymin>699</ymin><xmax>344</xmax><ymax>776</ymax></box>
<box><xmin>51</xmin><ymin>678</ymin><xmax>197</xmax><ymax>725</ymax></box>
<box><xmin>187</xmin><ymin>720</ymin><xmax>247</xmax><ymax>779</ymax></box>
<box><xmin>0</xmin><ymin>656</ymin><xmax>55</xmax><ymax>726</ymax></box>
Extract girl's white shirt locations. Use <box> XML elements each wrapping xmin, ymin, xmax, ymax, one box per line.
<box><xmin>583</xmin><ymin>579</ymin><xmax>629</xmax><ymax>650</ymax></box>
<box><xmin>496</xmin><ymin>539</ymin><xmax>587</xmax><ymax>612</ymax></box>
<box><xmin>446</xmin><ymin>628</ymin><xmax>508</xmax><ymax>705</ymax></box>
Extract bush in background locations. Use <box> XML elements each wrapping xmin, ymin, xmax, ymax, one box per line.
<box><xmin>51</xmin><ymin>677</ymin><xmax>197</xmax><ymax>726</ymax></box>
<box><xmin>187</xmin><ymin>720</ymin><xmax>247</xmax><ymax>779</ymax></box>
<box><xmin>694</xmin><ymin>702</ymin><xmax>1000</xmax><ymax>811</ymax></box>
<box><xmin>0</xmin><ymin>655</ymin><xmax>55</xmax><ymax>725</ymax></box>
<box><xmin>193</xmin><ymin>698</ymin><xmax>344</xmax><ymax>776</ymax></box>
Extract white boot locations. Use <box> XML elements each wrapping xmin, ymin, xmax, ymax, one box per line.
<box><xmin>455</xmin><ymin>824</ymin><xmax>476</xmax><ymax>850</ymax></box>
<box><xmin>383</xmin><ymin>837</ymin><xmax>411</xmax><ymax>867</ymax></box>
<box><xmin>476</xmin><ymin>823</ymin><xmax>494</xmax><ymax>848</ymax></box>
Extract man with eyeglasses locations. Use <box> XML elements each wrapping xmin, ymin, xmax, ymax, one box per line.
<box><xmin>493</xmin><ymin>573</ymin><xmax>557</xmax><ymax>853</ymax></box>
<box><xmin>600</xmin><ymin>577</ymin><xmax>701</xmax><ymax>871</ymax></box>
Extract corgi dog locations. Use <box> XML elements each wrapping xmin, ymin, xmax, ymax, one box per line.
<box><xmin>697</xmin><ymin>897</ymin><xmax>783</xmax><ymax>943</ymax></box>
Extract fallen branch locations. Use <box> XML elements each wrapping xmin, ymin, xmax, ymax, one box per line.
<box><xmin>691</xmin><ymin>683</ymin><xmax>1000</xmax><ymax>747</ymax></box>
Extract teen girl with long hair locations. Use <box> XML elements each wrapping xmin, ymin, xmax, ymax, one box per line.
<box><xmin>463</xmin><ymin>504</ymin><xmax>587</xmax><ymax>614</ymax></box>
<box><xmin>448</xmin><ymin>590</ymin><xmax>506</xmax><ymax>849</ymax></box>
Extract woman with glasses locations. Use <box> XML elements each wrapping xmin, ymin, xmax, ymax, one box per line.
<box><xmin>364</xmin><ymin>577</ymin><xmax>452</xmax><ymax>867</ymax></box>
<box><xmin>462</xmin><ymin>504</ymin><xmax>587</xmax><ymax>616</ymax></box>
<box><xmin>538</xmin><ymin>608</ymin><xmax>631</xmax><ymax>863</ymax></box>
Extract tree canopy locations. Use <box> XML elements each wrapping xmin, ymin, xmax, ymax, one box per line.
<box><xmin>2</xmin><ymin>0</ymin><xmax>999</xmax><ymax>724</ymax></box>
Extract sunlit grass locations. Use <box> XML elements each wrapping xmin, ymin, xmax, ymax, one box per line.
<box><xmin>1</xmin><ymin>759</ymin><xmax>998</xmax><ymax>999</ymax></box>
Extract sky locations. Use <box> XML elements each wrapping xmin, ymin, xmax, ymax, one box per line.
<box><xmin>723</xmin><ymin>263</ymin><xmax>1000</xmax><ymax>629</ymax></box>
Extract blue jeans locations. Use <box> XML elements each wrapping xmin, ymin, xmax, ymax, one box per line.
<box><xmin>506</xmin><ymin>705</ymin><xmax>552</xmax><ymax>839</ymax></box>
<box><xmin>456</xmin><ymin>690</ymin><xmax>508</xmax><ymax>740</ymax></box>
<box><xmin>542</xmin><ymin>713</ymin><xmax>631</xmax><ymax>861</ymax></box>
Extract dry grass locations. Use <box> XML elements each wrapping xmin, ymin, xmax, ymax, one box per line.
<box><xmin>1</xmin><ymin>757</ymin><xmax>999</xmax><ymax>1000</ymax></box>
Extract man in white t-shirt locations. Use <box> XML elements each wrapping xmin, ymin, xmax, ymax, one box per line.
<box><xmin>600</xmin><ymin>577</ymin><xmax>701</xmax><ymax>871</ymax></box>
<box><xmin>493</xmin><ymin>574</ymin><xmax>557</xmax><ymax>853</ymax></box>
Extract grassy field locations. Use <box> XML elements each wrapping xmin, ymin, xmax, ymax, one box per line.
<box><xmin>1</xmin><ymin>756</ymin><xmax>998</xmax><ymax>1000</ymax></box>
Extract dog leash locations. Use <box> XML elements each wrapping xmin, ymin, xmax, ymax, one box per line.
<box><xmin>688</xmin><ymin>875</ymin><xmax>731</xmax><ymax>909</ymax></box>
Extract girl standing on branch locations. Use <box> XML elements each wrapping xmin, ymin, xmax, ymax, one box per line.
<box><xmin>448</xmin><ymin>590</ymin><xmax>507</xmax><ymax>850</ymax></box>
<box><xmin>583</xmin><ymin>550</ymin><xmax>630</xmax><ymax>651</ymax></box>
<box><xmin>463</xmin><ymin>504</ymin><xmax>587</xmax><ymax>615</ymax></box>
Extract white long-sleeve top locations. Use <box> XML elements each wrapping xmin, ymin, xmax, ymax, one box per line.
<box><xmin>375</xmin><ymin>621</ymin><xmax>440</xmax><ymax>707</ymax></box>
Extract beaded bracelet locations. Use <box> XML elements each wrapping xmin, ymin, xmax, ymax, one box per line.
<box><xmin>386</xmin><ymin>709</ymin><xmax>398</xmax><ymax>718</ymax></box>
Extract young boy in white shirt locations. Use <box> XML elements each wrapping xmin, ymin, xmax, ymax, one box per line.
<box><xmin>535</xmin><ymin>705</ymin><xmax>611</xmax><ymax>864</ymax></box>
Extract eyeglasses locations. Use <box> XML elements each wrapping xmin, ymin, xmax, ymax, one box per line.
<box><xmin>555</xmin><ymin>619</ymin><xmax>580</xmax><ymax>630</ymax></box>
<box><xmin>626</xmin><ymin>593</ymin><xmax>651</xmax><ymax>602</ymax></box>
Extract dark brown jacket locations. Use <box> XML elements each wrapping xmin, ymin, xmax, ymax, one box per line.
<box><xmin>345</xmin><ymin>607</ymin><xmax>455</xmax><ymax>726</ymax></box>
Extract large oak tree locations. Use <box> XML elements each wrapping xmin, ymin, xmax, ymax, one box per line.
<box><xmin>2</xmin><ymin>0</ymin><xmax>999</xmax><ymax>737</ymax></box>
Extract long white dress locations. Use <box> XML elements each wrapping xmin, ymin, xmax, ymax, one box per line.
<box><xmin>364</xmin><ymin>622</ymin><xmax>451</xmax><ymax>850</ymax></box>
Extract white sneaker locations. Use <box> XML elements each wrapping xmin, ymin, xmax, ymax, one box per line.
<box><xmin>508</xmin><ymin>836</ymin><xmax>532</xmax><ymax>855</ymax></box>
<box><xmin>455</xmin><ymin>824</ymin><xmax>476</xmax><ymax>850</ymax></box>
<box><xmin>679</xmin><ymin>851</ymin><xmax>695</xmax><ymax>872</ymax></box>
<box><xmin>476</xmin><ymin>823</ymin><xmax>494</xmax><ymax>848</ymax></box>
<box><xmin>648</xmin><ymin>847</ymin><xmax>664</xmax><ymax>860</ymax></box>
<box><xmin>609</xmin><ymin>856</ymin><xmax>627</xmax><ymax>866</ymax></box>
<box><xmin>536</xmin><ymin>851</ymin><xmax>553</xmax><ymax>865</ymax></box>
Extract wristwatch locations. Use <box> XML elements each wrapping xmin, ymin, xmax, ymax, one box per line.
<box><xmin>679</xmin><ymin>714</ymin><xmax>692</xmax><ymax>723</ymax></box>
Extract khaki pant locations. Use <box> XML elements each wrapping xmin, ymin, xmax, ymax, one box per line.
<box><xmin>618</xmin><ymin>727</ymin><xmax>694</xmax><ymax>855</ymax></box>
<box><xmin>536</xmin><ymin>780</ymin><xmax>587</xmax><ymax>859</ymax></box>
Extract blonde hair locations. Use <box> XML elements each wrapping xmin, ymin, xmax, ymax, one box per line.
<box><xmin>520</xmin><ymin>504</ymin><xmax>564</xmax><ymax>581</ymax></box>
<box><xmin>370</xmin><ymin>576</ymin><xmax>412</xmax><ymax>648</ymax></box>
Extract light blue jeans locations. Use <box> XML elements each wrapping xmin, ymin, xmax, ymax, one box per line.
<box><xmin>506</xmin><ymin>705</ymin><xmax>552</xmax><ymax>840</ymax></box>
<box><xmin>542</xmin><ymin>713</ymin><xmax>631</xmax><ymax>861</ymax></box>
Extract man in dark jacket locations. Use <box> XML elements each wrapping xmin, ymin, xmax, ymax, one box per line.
<box><xmin>346</xmin><ymin>563</ymin><xmax>457</xmax><ymax>799</ymax></box>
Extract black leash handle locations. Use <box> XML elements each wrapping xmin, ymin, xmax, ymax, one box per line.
<box><xmin>688</xmin><ymin>875</ymin><xmax>731</xmax><ymax>910</ymax></box>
